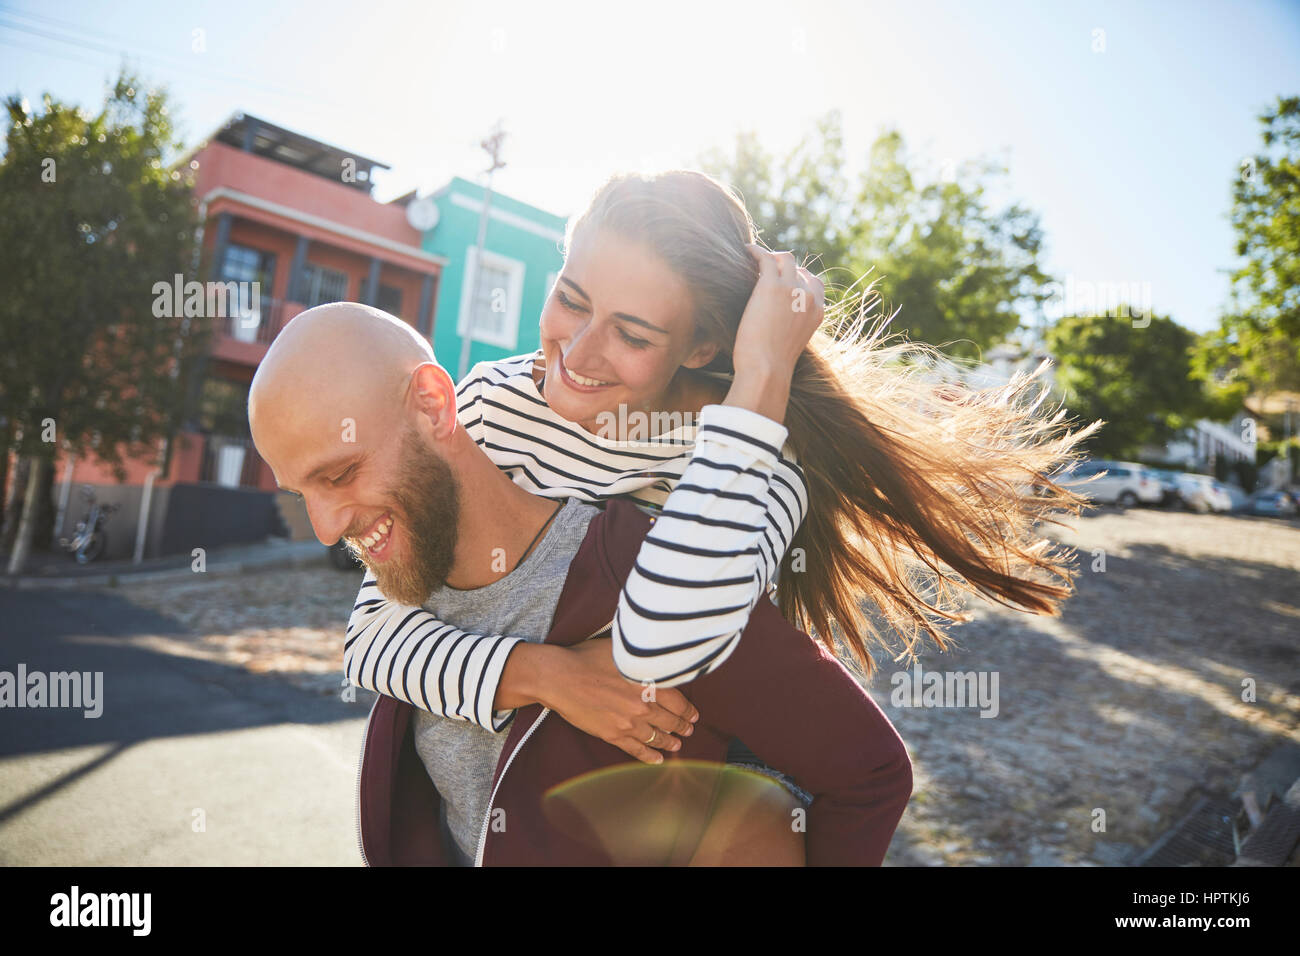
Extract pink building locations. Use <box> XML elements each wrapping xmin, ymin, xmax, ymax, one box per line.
<box><xmin>48</xmin><ymin>113</ymin><xmax>444</xmax><ymax>559</ymax></box>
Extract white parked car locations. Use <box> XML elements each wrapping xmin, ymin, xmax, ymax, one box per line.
<box><xmin>1062</xmin><ymin>460</ymin><xmax>1163</xmax><ymax>508</ymax></box>
<box><xmin>1173</xmin><ymin>473</ymin><xmax>1234</xmax><ymax>513</ymax></box>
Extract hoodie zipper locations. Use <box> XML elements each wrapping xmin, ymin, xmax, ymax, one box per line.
<box><xmin>355</xmin><ymin>695</ymin><xmax>378</xmax><ymax>866</ymax></box>
<box><xmin>472</xmin><ymin>705</ymin><xmax>550</xmax><ymax>867</ymax></box>
<box><xmin>473</xmin><ymin>621</ymin><xmax>613</xmax><ymax>867</ymax></box>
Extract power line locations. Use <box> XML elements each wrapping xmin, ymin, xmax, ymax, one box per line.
<box><xmin>0</xmin><ymin>12</ymin><xmax>346</xmax><ymax>113</ymax></box>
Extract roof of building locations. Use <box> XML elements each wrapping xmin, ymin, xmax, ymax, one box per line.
<box><xmin>198</xmin><ymin>112</ymin><xmax>390</xmax><ymax>192</ymax></box>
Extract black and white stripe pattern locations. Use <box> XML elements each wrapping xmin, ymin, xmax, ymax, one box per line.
<box><xmin>343</xmin><ymin>351</ymin><xmax>810</xmax><ymax>729</ymax></box>
<box><xmin>345</xmin><ymin>591</ymin><xmax>525</xmax><ymax>731</ymax></box>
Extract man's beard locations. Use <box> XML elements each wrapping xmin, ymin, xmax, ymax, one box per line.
<box><xmin>349</xmin><ymin>427</ymin><xmax>460</xmax><ymax>607</ymax></box>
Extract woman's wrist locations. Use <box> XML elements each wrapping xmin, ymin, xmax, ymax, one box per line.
<box><xmin>495</xmin><ymin>641</ymin><xmax>562</xmax><ymax>711</ymax></box>
<box><xmin>724</xmin><ymin>364</ymin><xmax>793</xmax><ymax>424</ymax></box>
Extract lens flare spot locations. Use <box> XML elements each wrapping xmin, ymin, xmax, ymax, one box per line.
<box><xmin>542</xmin><ymin>760</ymin><xmax>800</xmax><ymax>865</ymax></box>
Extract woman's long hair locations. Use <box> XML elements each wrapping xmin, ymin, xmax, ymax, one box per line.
<box><xmin>565</xmin><ymin>169</ymin><xmax>1102</xmax><ymax>679</ymax></box>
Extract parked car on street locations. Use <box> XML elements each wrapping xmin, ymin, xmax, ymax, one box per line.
<box><xmin>1247</xmin><ymin>489</ymin><xmax>1298</xmax><ymax>518</ymax></box>
<box><xmin>1141</xmin><ymin>467</ymin><xmax>1183</xmax><ymax>507</ymax></box>
<box><xmin>1061</xmin><ymin>460</ymin><xmax>1163</xmax><ymax>508</ymax></box>
<box><xmin>1219</xmin><ymin>481</ymin><xmax>1252</xmax><ymax>512</ymax></box>
<box><xmin>1174</xmin><ymin>473</ymin><xmax>1234</xmax><ymax>513</ymax></box>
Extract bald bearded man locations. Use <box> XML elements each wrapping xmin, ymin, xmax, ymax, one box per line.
<box><xmin>247</xmin><ymin>301</ymin><xmax>702</xmax><ymax>740</ymax></box>
<box><xmin>248</xmin><ymin>302</ymin><xmax>912</xmax><ymax>866</ymax></box>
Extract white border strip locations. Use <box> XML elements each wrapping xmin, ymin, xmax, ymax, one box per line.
<box><xmin>449</xmin><ymin>191</ymin><xmax>567</xmax><ymax>243</ymax></box>
<box><xmin>202</xmin><ymin>187</ymin><xmax>448</xmax><ymax>268</ymax></box>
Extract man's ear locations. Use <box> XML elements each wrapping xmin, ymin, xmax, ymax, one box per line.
<box><xmin>409</xmin><ymin>363</ymin><xmax>459</xmax><ymax>440</ymax></box>
<box><xmin>681</xmin><ymin>340</ymin><xmax>720</xmax><ymax>370</ymax></box>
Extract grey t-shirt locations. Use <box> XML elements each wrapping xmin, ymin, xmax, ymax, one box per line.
<box><xmin>411</xmin><ymin>498</ymin><xmax>599</xmax><ymax>866</ymax></box>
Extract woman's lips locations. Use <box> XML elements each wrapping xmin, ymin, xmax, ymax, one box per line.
<box><xmin>557</xmin><ymin>355</ymin><xmax>616</xmax><ymax>393</ymax></box>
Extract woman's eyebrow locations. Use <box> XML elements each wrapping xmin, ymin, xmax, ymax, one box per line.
<box><xmin>560</xmin><ymin>277</ymin><xmax>669</xmax><ymax>335</ymax></box>
<box><xmin>559</xmin><ymin>276</ymin><xmax>591</xmax><ymax>300</ymax></box>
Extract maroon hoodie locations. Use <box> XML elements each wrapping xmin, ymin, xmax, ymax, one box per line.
<box><xmin>357</xmin><ymin>498</ymin><xmax>913</xmax><ymax>866</ymax></box>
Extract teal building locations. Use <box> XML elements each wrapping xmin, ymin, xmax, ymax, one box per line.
<box><xmin>417</xmin><ymin>176</ymin><xmax>569</xmax><ymax>375</ymax></box>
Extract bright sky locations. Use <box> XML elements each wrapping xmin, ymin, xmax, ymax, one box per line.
<box><xmin>1</xmin><ymin>0</ymin><xmax>1297</xmax><ymax>335</ymax></box>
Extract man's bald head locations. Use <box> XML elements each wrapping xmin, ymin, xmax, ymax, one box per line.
<box><xmin>248</xmin><ymin>301</ymin><xmax>456</xmax><ymax>494</ymax></box>
<box><xmin>250</xmin><ymin>301</ymin><xmax>437</xmax><ymax>427</ymax></box>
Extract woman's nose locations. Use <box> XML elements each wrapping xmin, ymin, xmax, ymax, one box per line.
<box><xmin>563</xmin><ymin>320</ymin><xmax>600</xmax><ymax>367</ymax></box>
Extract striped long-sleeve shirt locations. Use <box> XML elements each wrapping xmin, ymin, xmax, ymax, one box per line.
<box><xmin>343</xmin><ymin>350</ymin><xmax>810</xmax><ymax>732</ymax></box>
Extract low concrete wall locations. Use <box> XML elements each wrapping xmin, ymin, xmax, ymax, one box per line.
<box><xmin>275</xmin><ymin>491</ymin><xmax>317</xmax><ymax>541</ymax></box>
<box><xmin>55</xmin><ymin>481</ymin><xmax>278</xmax><ymax>560</ymax></box>
<box><xmin>157</xmin><ymin>483</ymin><xmax>278</xmax><ymax>557</ymax></box>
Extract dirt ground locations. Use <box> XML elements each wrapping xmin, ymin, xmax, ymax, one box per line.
<box><xmin>878</xmin><ymin>507</ymin><xmax>1300</xmax><ymax>866</ymax></box>
<box><xmin>111</xmin><ymin>506</ymin><xmax>1300</xmax><ymax>866</ymax></box>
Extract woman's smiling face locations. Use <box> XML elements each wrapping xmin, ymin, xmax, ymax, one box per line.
<box><xmin>538</xmin><ymin>226</ymin><xmax>719</xmax><ymax>433</ymax></box>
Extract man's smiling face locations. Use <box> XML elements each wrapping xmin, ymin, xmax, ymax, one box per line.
<box><xmin>248</xmin><ymin>304</ymin><xmax>463</xmax><ymax>606</ymax></box>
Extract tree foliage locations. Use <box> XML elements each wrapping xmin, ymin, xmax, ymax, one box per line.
<box><xmin>698</xmin><ymin>112</ymin><xmax>1053</xmax><ymax>358</ymax></box>
<box><xmin>1045</xmin><ymin>312</ymin><xmax>1212</xmax><ymax>458</ymax></box>
<box><xmin>0</xmin><ymin>70</ymin><xmax>201</xmax><ymax>477</ymax></box>
<box><xmin>1193</xmin><ymin>95</ymin><xmax>1300</xmax><ymax>394</ymax></box>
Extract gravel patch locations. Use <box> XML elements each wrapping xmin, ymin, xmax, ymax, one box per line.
<box><xmin>877</xmin><ymin>507</ymin><xmax>1300</xmax><ymax>865</ymax></box>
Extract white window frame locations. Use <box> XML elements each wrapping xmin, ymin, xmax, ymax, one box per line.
<box><xmin>456</xmin><ymin>246</ymin><xmax>525</xmax><ymax>350</ymax></box>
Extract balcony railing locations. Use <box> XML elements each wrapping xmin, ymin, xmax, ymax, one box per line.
<box><xmin>199</xmin><ymin>435</ymin><xmax>263</xmax><ymax>488</ymax></box>
<box><xmin>217</xmin><ymin>296</ymin><xmax>293</xmax><ymax>346</ymax></box>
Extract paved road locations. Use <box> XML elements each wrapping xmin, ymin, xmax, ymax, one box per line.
<box><xmin>0</xmin><ymin>588</ymin><xmax>370</xmax><ymax>865</ymax></box>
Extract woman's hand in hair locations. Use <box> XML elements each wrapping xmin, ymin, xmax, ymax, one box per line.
<box><xmin>725</xmin><ymin>244</ymin><xmax>825</xmax><ymax>424</ymax></box>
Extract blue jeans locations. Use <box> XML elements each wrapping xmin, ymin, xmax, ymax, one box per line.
<box><xmin>724</xmin><ymin>738</ymin><xmax>813</xmax><ymax>807</ymax></box>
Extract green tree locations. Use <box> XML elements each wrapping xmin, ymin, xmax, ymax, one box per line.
<box><xmin>699</xmin><ymin>113</ymin><xmax>1053</xmax><ymax>358</ymax></box>
<box><xmin>1193</xmin><ymin>95</ymin><xmax>1300</xmax><ymax>394</ymax></box>
<box><xmin>833</xmin><ymin>131</ymin><xmax>1054</xmax><ymax>357</ymax></box>
<box><xmin>697</xmin><ymin>111</ymin><xmax>856</xmax><ymax>279</ymax></box>
<box><xmin>0</xmin><ymin>71</ymin><xmax>200</xmax><ymax>573</ymax></box>
<box><xmin>1046</xmin><ymin>312</ymin><xmax>1212</xmax><ymax>458</ymax></box>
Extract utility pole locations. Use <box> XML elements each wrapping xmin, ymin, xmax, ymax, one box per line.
<box><xmin>457</xmin><ymin>122</ymin><xmax>507</xmax><ymax>381</ymax></box>
<box><xmin>1286</xmin><ymin>398</ymin><xmax>1296</xmax><ymax>487</ymax></box>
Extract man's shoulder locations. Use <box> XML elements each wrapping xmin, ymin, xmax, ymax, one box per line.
<box><xmin>545</xmin><ymin>498</ymin><xmax>655</xmax><ymax>600</ymax></box>
<box><xmin>552</xmin><ymin>498</ymin><xmax>602</xmax><ymax>547</ymax></box>
<box><xmin>576</xmin><ymin>499</ymin><xmax>655</xmax><ymax>582</ymax></box>
<box><xmin>545</xmin><ymin>499</ymin><xmax>655</xmax><ymax>645</ymax></box>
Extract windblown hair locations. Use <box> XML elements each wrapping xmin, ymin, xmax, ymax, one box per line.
<box><xmin>566</xmin><ymin>169</ymin><xmax>1103</xmax><ymax>679</ymax></box>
